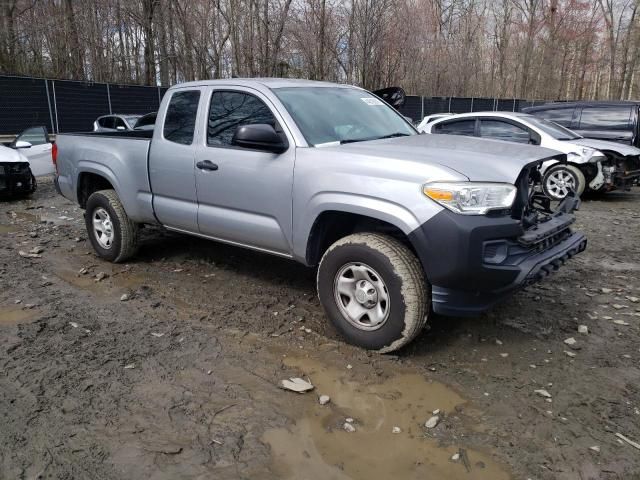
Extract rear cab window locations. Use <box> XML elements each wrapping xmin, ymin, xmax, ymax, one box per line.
<box><xmin>578</xmin><ymin>107</ymin><xmax>632</xmax><ymax>131</ymax></box>
<box><xmin>163</xmin><ymin>90</ymin><xmax>201</xmax><ymax>145</ymax></box>
<box><xmin>433</xmin><ymin>119</ymin><xmax>476</xmax><ymax>136</ymax></box>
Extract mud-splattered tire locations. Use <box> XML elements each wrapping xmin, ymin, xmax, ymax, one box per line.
<box><xmin>542</xmin><ymin>164</ymin><xmax>586</xmax><ymax>200</ymax></box>
<box><xmin>85</xmin><ymin>189</ymin><xmax>138</xmax><ymax>263</ymax></box>
<box><xmin>317</xmin><ymin>233</ymin><xmax>429</xmax><ymax>353</ymax></box>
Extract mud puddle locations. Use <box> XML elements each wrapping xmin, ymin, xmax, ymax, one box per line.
<box><xmin>0</xmin><ymin>306</ymin><xmax>38</xmax><ymax>326</ymax></box>
<box><xmin>0</xmin><ymin>224</ymin><xmax>18</xmax><ymax>234</ymax></box>
<box><xmin>8</xmin><ymin>209</ymin><xmax>76</xmax><ymax>226</ymax></box>
<box><xmin>50</xmin><ymin>259</ymin><xmax>148</xmax><ymax>298</ymax></box>
<box><xmin>264</xmin><ymin>356</ymin><xmax>510</xmax><ymax>480</ymax></box>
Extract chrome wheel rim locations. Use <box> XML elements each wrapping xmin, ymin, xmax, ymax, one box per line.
<box><xmin>92</xmin><ymin>207</ymin><xmax>114</xmax><ymax>249</ymax></box>
<box><xmin>545</xmin><ymin>169</ymin><xmax>575</xmax><ymax>200</ymax></box>
<box><xmin>333</xmin><ymin>262</ymin><xmax>390</xmax><ymax>331</ymax></box>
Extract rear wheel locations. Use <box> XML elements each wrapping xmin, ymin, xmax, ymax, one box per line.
<box><xmin>542</xmin><ymin>164</ymin><xmax>586</xmax><ymax>200</ymax></box>
<box><xmin>85</xmin><ymin>189</ymin><xmax>138</xmax><ymax>263</ymax></box>
<box><xmin>317</xmin><ymin>233</ymin><xmax>429</xmax><ymax>353</ymax></box>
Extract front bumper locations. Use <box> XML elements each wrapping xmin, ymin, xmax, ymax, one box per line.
<box><xmin>0</xmin><ymin>162</ymin><xmax>36</xmax><ymax>198</ymax></box>
<box><xmin>408</xmin><ymin>206</ymin><xmax>586</xmax><ymax>316</ymax></box>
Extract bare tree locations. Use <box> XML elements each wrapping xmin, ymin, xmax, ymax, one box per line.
<box><xmin>0</xmin><ymin>0</ymin><xmax>639</xmax><ymax>101</ymax></box>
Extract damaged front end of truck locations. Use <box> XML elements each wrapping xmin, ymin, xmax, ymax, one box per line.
<box><xmin>411</xmin><ymin>155</ymin><xmax>587</xmax><ymax>316</ymax></box>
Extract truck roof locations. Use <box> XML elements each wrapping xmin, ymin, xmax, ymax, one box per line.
<box><xmin>168</xmin><ymin>78</ymin><xmax>355</xmax><ymax>91</ymax></box>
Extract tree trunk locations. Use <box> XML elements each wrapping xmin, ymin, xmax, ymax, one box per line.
<box><xmin>64</xmin><ymin>0</ymin><xmax>85</xmax><ymax>79</ymax></box>
<box><xmin>142</xmin><ymin>0</ymin><xmax>157</xmax><ymax>85</ymax></box>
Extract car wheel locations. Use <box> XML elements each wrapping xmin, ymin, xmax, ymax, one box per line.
<box><xmin>85</xmin><ymin>189</ymin><xmax>138</xmax><ymax>263</ymax></box>
<box><xmin>542</xmin><ymin>164</ymin><xmax>586</xmax><ymax>200</ymax></box>
<box><xmin>317</xmin><ymin>233</ymin><xmax>429</xmax><ymax>353</ymax></box>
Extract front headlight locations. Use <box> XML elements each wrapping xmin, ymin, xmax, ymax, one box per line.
<box><xmin>423</xmin><ymin>182</ymin><xmax>517</xmax><ymax>215</ymax></box>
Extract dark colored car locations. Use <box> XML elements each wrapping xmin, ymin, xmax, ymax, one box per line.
<box><xmin>522</xmin><ymin>101</ymin><xmax>640</xmax><ymax>147</ymax></box>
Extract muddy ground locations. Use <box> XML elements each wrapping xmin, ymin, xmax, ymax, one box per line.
<box><xmin>1</xmin><ymin>178</ymin><xmax>639</xmax><ymax>480</ymax></box>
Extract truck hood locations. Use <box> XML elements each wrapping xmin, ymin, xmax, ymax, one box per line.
<box><xmin>0</xmin><ymin>145</ymin><xmax>30</xmax><ymax>164</ymax></box>
<box><xmin>331</xmin><ymin>134</ymin><xmax>562</xmax><ymax>183</ymax></box>
<box><xmin>571</xmin><ymin>138</ymin><xmax>640</xmax><ymax>156</ymax></box>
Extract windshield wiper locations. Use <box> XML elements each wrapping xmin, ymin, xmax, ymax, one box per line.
<box><xmin>340</xmin><ymin>132</ymin><xmax>411</xmax><ymax>144</ymax></box>
<box><xmin>376</xmin><ymin>132</ymin><xmax>412</xmax><ymax>140</ymax></box>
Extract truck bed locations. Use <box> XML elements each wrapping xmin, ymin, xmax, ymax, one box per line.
<box><xmin>61</xmin><ymin>130</ymin><xmax>154</xmax><ymax>140</ymax></box>
<box><xmin>55</xmin><ymin>131</ymin><xmax>156</xmax><ymax>223</ymax></box>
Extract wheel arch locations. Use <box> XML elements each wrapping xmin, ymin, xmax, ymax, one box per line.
<box><xmin>77</xmin><ymin>170</ymin><xmax>117</xmax><ymax>208</ymax></box>
<box><xmin>304</xmin><ymin>209</ymin><xmax>419</xmax><ymax>267</ymax></box>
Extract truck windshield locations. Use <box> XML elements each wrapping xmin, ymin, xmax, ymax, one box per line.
<box><xmin>525</xmin><ymin>116</ymin><xmax>582</xmax><ymax>141</ymax></box>
<box><xmin>273</xmin><ymin>87</ymin><xmax>416</xmax><ymax>146</ymax></box>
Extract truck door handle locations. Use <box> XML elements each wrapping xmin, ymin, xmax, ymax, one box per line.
<box><xmin>196</xmin><ymin>160</ymin><xmax>219</xmax><ymax>171</ymax></box>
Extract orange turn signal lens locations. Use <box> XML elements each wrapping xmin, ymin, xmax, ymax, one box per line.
<box><xmin>423</xmin><ymin>187</ymin><xmax>454</xmax><ymax>202</ymax></box>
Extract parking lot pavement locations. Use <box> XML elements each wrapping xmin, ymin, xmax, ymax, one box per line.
<box><xmin>1</xmin><ymin>178</ymin><xmax>640</xmax><ymax>479</ymax></box>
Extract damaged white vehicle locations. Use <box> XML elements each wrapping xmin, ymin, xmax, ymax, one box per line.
<box><xmin>422</xmin><ymin>112</ymin><xmax>640</xmax><ymax>200</ymax></box>
<box><xmin>0</xmin><ymin>144</ymin><xmax>37</xmax><ymax>198</ymax></box>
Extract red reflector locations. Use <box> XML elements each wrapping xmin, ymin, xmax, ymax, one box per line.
<box><xmin>52</xmin><ymin>143</ymin><xmax>58</xmax><ymax>172</ymax></box>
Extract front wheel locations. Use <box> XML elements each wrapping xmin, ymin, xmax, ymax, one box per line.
<box><xmin>542</xmin><ymin>164</ymin><xmax>586</xmax><ymax>200</ymax></box>
<box><xmin>317</xmin><ymin>233</ymin><xmax>429</xmax><ymax>353</ymax></box>
<box><xmin>85</xmin><ymin>189</ymin><xmax>139</xmax><ymax>263</ymax></box>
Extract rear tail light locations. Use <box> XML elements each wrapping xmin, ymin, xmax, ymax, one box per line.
<box><xmin>52</xmin><ymin>143</ymin><xmax>58</xmax><ymax>173</ymax></box>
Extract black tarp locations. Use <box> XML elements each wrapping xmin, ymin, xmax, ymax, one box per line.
<box><xmin>0</xmin><ymin>75</ymin><xmax>168</xmax><ymax>135</ymax></box>
<box><xmin>53</xmin><ymin>81</ymin><xmax>111</xmax><ymax>132</ymax></box>
<box><xmin>0</xmin><ymin>76</ymin><xmax>53</xmax><ymax>134</ymax></box>
<box><xmin>398</xmin><ymin>96</ymin><xmax>533</xmax><ymax>121</ymax></box>
<box><xmin>1</xmin><ymin>74</ymin><xmax>551</xmax><ymax>134</ymax></box>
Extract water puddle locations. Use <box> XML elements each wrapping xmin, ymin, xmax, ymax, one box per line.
<box><xmin>264</xmin><ymin>356</ymin><xmax>510</xmax><ymax>480</ymax></box>
<box><xmin>0</xmin><ymin>307</ymin><xmax>37</xmax><ymax>326</ymax></box>
<box><xmin>0</xmin><ymin>224</ymin><xmax>18</xmax><ymax>234</ymax></box>
<box><xmin>53</xmin><ymin>265</ymin><xmax>147</xmax><ymax>296</ymax></box>
<box><xmin>10</xmin><ymin>209</ymin><xmax>75</xmax><ymax>226</ymax></box>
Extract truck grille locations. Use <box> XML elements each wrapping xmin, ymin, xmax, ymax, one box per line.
<box><xmin>526</xmin><ymin>228</ymin><xmax>573</xmax><ymax>253</ymax></box>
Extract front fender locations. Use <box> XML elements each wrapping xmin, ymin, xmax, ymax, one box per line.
<box><xmin>293</xmin><ymin>191</ymin><xmax>442</xmax><ymax>263</ymax></box>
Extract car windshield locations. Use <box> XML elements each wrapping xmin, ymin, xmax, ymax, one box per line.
<box><xmin>273</xmin><ymin>87</ymin><xmax>416</xmax><ymax>146</ymax></box>
<box><xmin>525</xmin><ymin>115</ymin><xmax>581</xmax><ymax>140</ymax></box>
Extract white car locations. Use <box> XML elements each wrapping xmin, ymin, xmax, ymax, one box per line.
<box><xmin>93</xmin><ymin>114</ymin><xmax>143</xmax><ymax>132</ymax></box>
<box><xmin>0</xmin><ymin>144</ymin><xmax>37</xmax><ymax>198</ymax></box>
<box><xmin>9</xmin><ymin>126</ymin><xmax>55</xmax><ymax>177</ymax></box>
<box><xmin>415</xmin><ymin>113</ymin><xmax>454</xmax><ymax>130</ymax></box>
<box><xmin>423</xmin><ymin>111</ymin><xmax>640</xmax><ymax>200</ymax></box>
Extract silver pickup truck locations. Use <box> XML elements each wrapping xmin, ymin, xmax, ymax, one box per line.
<box><xmin>54</xmin><ymin>78</ymin><xmax>587</xmax><ymax>352</ymax></box>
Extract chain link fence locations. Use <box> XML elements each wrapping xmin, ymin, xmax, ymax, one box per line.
<box><xmin>0</xmin><ymin>75</ymin><xmax>553</xmax><ymax>136</ymax></box>
<box><xmin>0</xmin><ymin>75</ymin><xmax>168</xmax><ymax>136</ymax></box>
<box><xmin>398</xmin><ymin>95</ymin><xmax>550</xmax><ymax>122</ymax></box>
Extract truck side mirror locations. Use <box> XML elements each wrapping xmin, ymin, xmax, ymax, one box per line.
<box><xmin>232</xmin><ymin>124</ymin><xmax>288</xmax><ymax>154</ymax></box>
